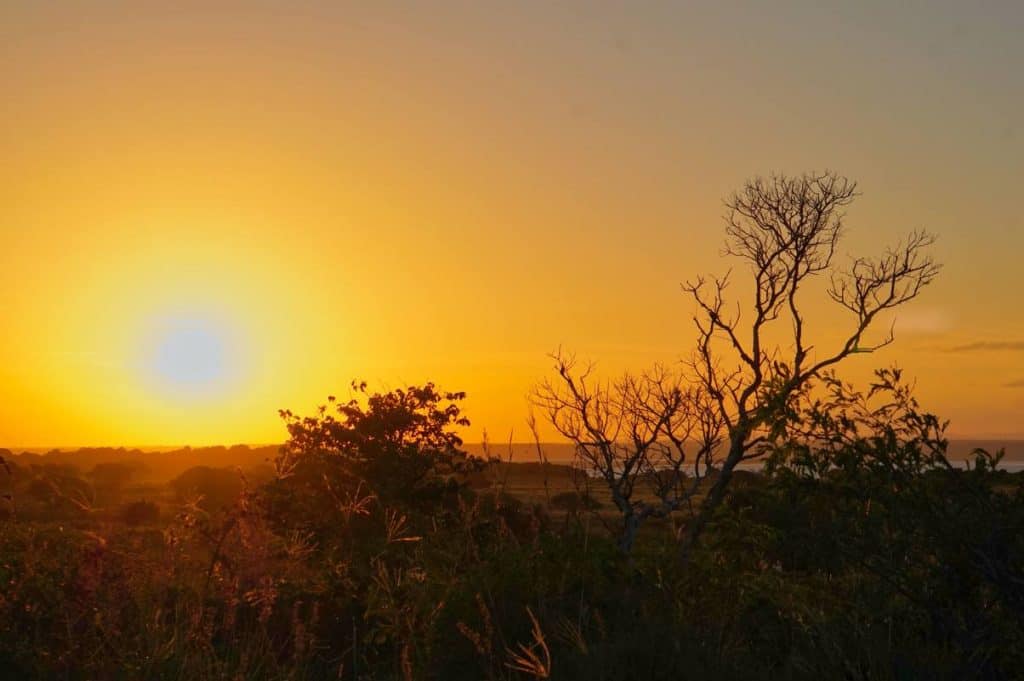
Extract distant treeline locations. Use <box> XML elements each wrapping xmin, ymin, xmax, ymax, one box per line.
<box><xmin>3</xmin><ymin>438</ymin><xmax>1022</xmax><ymax>480</ymax></box>
<box><xmin>0</xmin><ymin>445</ymin><xmax>281</xmax><ymax>483</ymax></box>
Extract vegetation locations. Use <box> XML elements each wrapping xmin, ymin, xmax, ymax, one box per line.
<box><xmin>1</xmin><ymin>373</ymin><xmax>1020</xmax><ymax>680</ymax></box>
<box><xmin>532</xmin><ymin>171</ymin><xmax>939</xmax><ymax>559</ymax></box>
<box><xmin>0</xmin><ymin>174</ymin><xmax>1019</xmax><ymax>679</ymax></box>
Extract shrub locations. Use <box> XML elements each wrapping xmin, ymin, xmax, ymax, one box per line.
<box><xmin>550</xmin><ymin>490</ymin><xmax>603</xmax><ymax>511</ymax></box>
<box><xmin>119</xmin><ymin>499</ymin><xmax>160</xmax><ymax>526</ymax></box>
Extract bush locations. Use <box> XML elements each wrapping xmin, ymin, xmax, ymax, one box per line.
<box><xmin>119</xmin><ymin>499</ymin><xmax>160</xmax><ymax>526</ymax></box>
<box><xmin>170</xmin><ymin>466</ymin><xmax>245</xmax><ymax>510</ymax></box>
<box><xmin>550</xmin><ymin>490</ymin><xmax>603</xmax><ymax>511</ymax></box>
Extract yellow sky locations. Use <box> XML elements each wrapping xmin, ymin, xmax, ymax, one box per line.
<box><xmin>2</xmin><ymin>2</ymin><xmax>1023</xmax><ymax>446</ymax></box>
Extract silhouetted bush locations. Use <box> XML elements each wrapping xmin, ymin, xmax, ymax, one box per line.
<box><xmin>119</xmin><ymin>499</ymin><xmax>160</xmax><ymax>526</ymax></box>
<box><xmin>550</xmin><ymin>490</ymin><xmax>603</xmax><ymax>511</ymax></box>
<box><xmin>170</xmin><ymin>466</ymin><xmax>245</xmax><ymax>510</ymax></box>
<box><xmin>0</xmin><ymin>374</ymin><xmax>1021</xmax><ymax>680</ymax></box>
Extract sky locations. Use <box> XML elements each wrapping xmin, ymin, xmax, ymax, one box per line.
<box><xmin>1</xmin><ymin>1</ymin><xmax>1023</xmax><ymax>447</ymax></box>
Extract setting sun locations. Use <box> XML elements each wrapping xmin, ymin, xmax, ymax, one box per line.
<box><xmin>144</xmin><ymin>315</ymin><xmax>233</xmax><ymax>398</ymax></box>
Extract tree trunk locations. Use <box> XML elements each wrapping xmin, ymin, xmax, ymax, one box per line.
<box><xmin>679</xmin><ymin>427</ymin><xmax>747</xmax><ymax>564</ymax></box>
<box><xmin>619</xmin><ymin>512</ymin><xmax>641</xmax><ymax>554</ymax></box>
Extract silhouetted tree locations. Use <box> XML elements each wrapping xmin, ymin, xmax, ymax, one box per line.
<box><xmin>534</xmin><ymin>355</ymin><xmax>722</xmax><ymax>553</ymax></box>
<box><xmin>278</xmin><ymin>382</ymin><xmax>481</xmax><ymax>512</ymax></box>
<box><xmin>536</xmin><ymin>171</ymin><xmax>939</xmax><ymax>558</ymax></box>
<box><xmin>678</xmin><ymin>171</ymin><xmax>940</xmax><ymax>558</ymax></box>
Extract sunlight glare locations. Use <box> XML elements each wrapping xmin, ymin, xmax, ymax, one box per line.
<box><xmin>146</xmin><ymin>317</ymin><xmax>233</xmax><ymax>397</ymax></box>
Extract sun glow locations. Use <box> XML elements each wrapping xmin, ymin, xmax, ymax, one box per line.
<box><xmin>144</xmin><ymin>316</ymin><xmax>235</xmax><ymax>399</ymax></box>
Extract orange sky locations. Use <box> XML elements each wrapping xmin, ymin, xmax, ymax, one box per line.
<box><xmin>2</xmin><ymin>2</ymin><xmax>1023</xmax><ymax>446</ymax></box>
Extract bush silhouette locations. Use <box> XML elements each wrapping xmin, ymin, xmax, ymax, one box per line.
<box><xmin>170</xmin><ymin>466</ymin><xmax>244</xmax><ymax>510</ymax></box>
<box><xmin>119</xmin><ymin>499</ymin><xmax>160</xmax><ymax>526</ymax></box>
<box><xmin>550</xmin><ymin>490</ymin><xmax>603</xmax><ymax>511</ymax></box>
<box><xmin>277</xmin><ymin>381</ymin><xmax>483</xmax><ymax>513</ymax></box>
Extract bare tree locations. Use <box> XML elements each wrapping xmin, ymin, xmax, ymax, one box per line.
<box><xmin>679</xmin><ymin>171</ymin><xmax>940</xmax><ymax>559</ymax></box>
<box><xmin>533</xmin><ymin>351</ymin><xmax>723</xmax><ymax>554</ymax></box>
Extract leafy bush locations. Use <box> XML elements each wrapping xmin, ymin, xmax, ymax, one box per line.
<box><xmin>550</xmin><ymin>490</ymin><xmax>603</xmax><ymax>511</ymax></box>
<box><xmin>119</xmin><ymin>499</ymin><xmax>160</xmax><ymax>526</ymax></box>
<box><xmin>170</xmin><ymin>466</ymin><xmax>245</xmax><ymax>510</ymax></box>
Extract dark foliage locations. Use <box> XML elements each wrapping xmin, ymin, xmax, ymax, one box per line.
<box><xmin>119</xmin><ymin>499</ymin><xmax>161</xmax><ymax>526</ymax></box>
<box><xmin>170</xmin><ymin>465</ymin><xmax>246</xmax><ymax>511</ymax></box>
<box><xmin>0</xmin><ymin>376</ymin><xmax>1021</xmax><ymax>679</ymax></box>
<box><xmin>276</xmin><ymin>382</ymin><xmax>482</xmax><ymax>513</ymax></box>
<box><xmin>549</xmin><ymin>490</ymin><xmax>603</xmax><ymax>512</ymax></box>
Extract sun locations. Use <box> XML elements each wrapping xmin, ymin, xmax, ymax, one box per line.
<box><xmin>145</xmin><ymin>316</ymin><xmax>235</xmax><ymax>398</ymax></box>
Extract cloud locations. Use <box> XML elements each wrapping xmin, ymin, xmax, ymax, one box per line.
<box><xmin>893</xmin><ymin>307</ymin><xmax>953</xmax><ymax>335</ymax></box>
<box><xmin>947</xmin><ymin>341</ymin><xmax>1024</xmax><ymax>353</ymax></box>
<box><xmin>1005</xmin><ymin>379</ymin><xmax>1024</xmax><ymax>388</ymax></box>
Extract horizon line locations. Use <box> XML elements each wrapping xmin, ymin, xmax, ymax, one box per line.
<box><xmin>6</xmin><ymin>435</ymin><xmax>1024</xmax><ymax>452</ymax></box>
